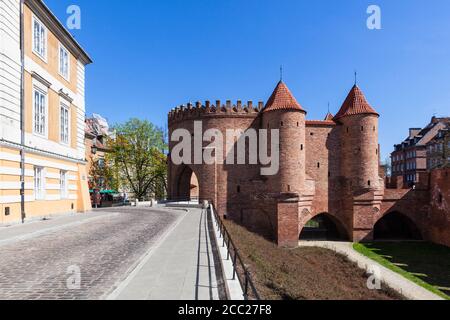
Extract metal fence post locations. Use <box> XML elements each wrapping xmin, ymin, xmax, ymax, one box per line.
<box><xmin>244</xmin><ymin>274</ymin><xmax>249</xmax><ymax>300</ymax></box>
<box><xmin>232</xmin><ymin>250</ymin><xmax>237</xmax><ymax>280</ymax></box>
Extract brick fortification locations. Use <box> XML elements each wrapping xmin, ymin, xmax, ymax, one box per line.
<box><xmin>168</xmin><ymin>81</ymin><xmax>450</xmax><ymax>247</ymax></box>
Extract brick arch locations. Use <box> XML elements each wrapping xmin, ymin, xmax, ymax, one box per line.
<box><xmin>171</xmin><ymin>164</ymin><xmax>201</xmax><ymax>201</ymax></box>
<box><xmin>299</xmin><ymin>212</ymin><xmax>350</xmax><ymax>241</ymax></box>
<box><xmin>373</xmin><ymin>211</ymin><xmax>423</xmax><ymax>240</ymax></box>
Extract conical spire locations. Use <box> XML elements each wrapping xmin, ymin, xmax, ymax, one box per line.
<box><xmin>334</xmin><ymin>85</ymin><xmax>378</xmax><ymax>120</ymax></box>
<box><xmin>324</xmin><ymin>112</ymin><xmax>334</xmax><ymax>121</ymax></box>
<box><xmin>263</xmin><ymin>81</ymin><xmax>305</xmax><ymax>113</ymax></box>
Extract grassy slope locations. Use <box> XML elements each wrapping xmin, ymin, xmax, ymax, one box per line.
<box><xmin>353</xmin><ymin>243</ymin><xmax>450</xmax><ymax>300</ymax></box>
<box><xmin>224</xmin><ymin>221</ymin><xmax>401</xmax><ymax>300</ymax></box>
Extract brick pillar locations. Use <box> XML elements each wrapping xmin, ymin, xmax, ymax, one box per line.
<box><xmin>276</xmin><ymin>194</ymin><xmax>300</xmax><ymax>247</ymax></box>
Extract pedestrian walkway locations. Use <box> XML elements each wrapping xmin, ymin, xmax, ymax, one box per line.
<box><xmin>299</xmin><ymin>241</ymin><xmax>444</xmax><ymax>300</ymax></box>
<box><xmin>109</xmin><ymin>208</ymin><xmax>222</xmax><ymax>300</ymax></box>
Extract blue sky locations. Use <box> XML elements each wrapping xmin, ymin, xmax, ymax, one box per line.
<box><xmin>45</xmin><ymin>0</ymin><xmax>450</xmax><ymax>160</ymax></box>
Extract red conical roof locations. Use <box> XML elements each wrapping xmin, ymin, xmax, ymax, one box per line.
<box><xmin>334</xmin><ymin>85</ymin><xmax>379</xmax><ymax>120</ymax></box>
<box><xmin>324</xmin><ymin>112</ymin><xmax>334</xmax><ymax>121</ymax></box>
<box><xmin>263</xmin><ymin>81</ymin><xmax>305</xmax><ymax>113</ymax></box>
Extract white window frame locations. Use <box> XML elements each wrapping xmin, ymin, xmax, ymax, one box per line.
<box><xmin>32</xmin><ymin>16</ymin><xmax>47</xmax><ymax>62</ymax></box>
<box><xmin>60</xmin><ymin>101</ymin><xmax>71</xmax><ymax>145</ymax></box>
<box><xmin>32</xmin><ymin>86</ymin><xmax>48</xmax><ymax>138</ymax></box>
<box><xmin>58</xmin><ymin>43</ymin><xmax>70</xmax><ymax>80</ymax></box>
<box><xmin>60</xmin><ymin>170</ymin><xmax>68</xmax><ymax>199</ymax></box>
<box><xmin>34</xmin><ymin>166</ymin><xmax>45</xmax><ymax>200</ymax></box>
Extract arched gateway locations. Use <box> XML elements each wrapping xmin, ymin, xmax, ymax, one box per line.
<box><xmin>374</xmin><ymin>212</ymin><xmax>422</xmax><ymax>240</ymax></box>
<box><xmin>300</xmin><ymin>213</ymin><xmax>349</xmax><ymax>241</ymax></box>
<box><xmin>173</xmin><ymin>165</ymin><xmax>200</xmax><ymax>201</ymax></box>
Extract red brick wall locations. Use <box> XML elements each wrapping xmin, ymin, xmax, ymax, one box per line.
<box><xmin>305</xmin><ymin>124</ymin><xmax>340</xmax><ymax>215</ymax></box>
<box><xmin>339</xmin><ymin>115</ymin><xmax>380</xmax><ymax>190</ymax></box>
<box><xmin>276</xmin><ymin>196</ymin><xmax>300</xmax><ymax>247</ymax></box>
<box><xmin>168</xmin><ymin>104</ymin><xmax>450</xmax><ymax>247</ymax></box>
<box><xmin>262</xmin><ymin>110</ymin><xmax>306</xmax><ymax>194</ymax></box>
<box><xmin>428</xmin><ymin>168</ymin><xmax>450</xmax><ymax>247</ymax></box>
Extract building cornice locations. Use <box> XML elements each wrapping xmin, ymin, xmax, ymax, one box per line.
<box><xmin>59</xmin><ymin>89</ymin><xmax>74</xmax><ymax>103</ymax></box>
<box><xmin>25</xmin><ymin>0</ymin><xmax>93</xmax><ymax>65</ymax></box>
<box><xmin>0</xmin><ymin>139</ymin><xmax>87</xmax><ymax>165</ymax></box>
<box><xmin>31</xmin><ymin>71</ymin><xmax>52</xmax><ymax>87</ymax></box>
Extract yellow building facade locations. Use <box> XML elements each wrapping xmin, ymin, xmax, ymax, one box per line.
<box><xmin>0</xmin><ymin>0</ymin><xmax>92</xmax><ymax>224</ymax></box>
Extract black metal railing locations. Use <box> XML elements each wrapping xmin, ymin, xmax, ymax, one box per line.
<box><xmin>209</xmin><ymin>204</ymin><xmax>260</xmax><ymax>300</ymax></box>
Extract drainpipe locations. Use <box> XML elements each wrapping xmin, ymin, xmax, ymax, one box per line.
<box><xmin>19</xmin><ymin>0</ymin><xmax>26</xmax><ymax>223</ymax></box>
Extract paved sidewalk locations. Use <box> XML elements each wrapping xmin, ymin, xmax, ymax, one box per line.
<box><xmin>109</xmin><ymin>208</ymin><xmax>221</xmax><ymax>300</ymax></box>
<box><xmin>299</xmin><ymin>241</ymin><xmax>444</xmax><ymax>300</ymax></box>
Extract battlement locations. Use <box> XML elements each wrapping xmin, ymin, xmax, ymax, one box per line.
<box><xmin>168</xmin><ymin>100</ymin><xmax>264</xmax><ymax>123</ymax></box>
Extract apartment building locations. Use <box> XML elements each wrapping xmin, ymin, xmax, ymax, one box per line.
<box><xmin>85</xmin><ymin>114</ymin><xmax>111</xmax><ymax>191</ymax></box>
<box><xmin>0</xmin><ymin>0</ymin><xmax>92</xmax><ymax>223</ymax></box>
<box><xmin>391</xmin><ymin>117</ymin><xmax>450</xmax><ymax>186</ymax></box>
<box><xmin>427</xmin><ymin>125</ymin><xmax>450</xmax><ymax>170</ymax></box>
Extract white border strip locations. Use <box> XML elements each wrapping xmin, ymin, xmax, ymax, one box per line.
<box><xmin>210</xmin><ymin>204</ymin><xmax>244</xmax><ymax>300</ymax></box>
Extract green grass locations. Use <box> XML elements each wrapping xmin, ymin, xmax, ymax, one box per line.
<box><xmin>353</xmin><ymin>242</ymin><xmax>450</xmax><ymax>300</ymax></box>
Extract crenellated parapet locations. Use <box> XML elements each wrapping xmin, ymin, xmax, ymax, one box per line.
<box><xmin>168</xmin><ymin>100</ymin><xmax>264</xmax><ymax>124</ymax></box>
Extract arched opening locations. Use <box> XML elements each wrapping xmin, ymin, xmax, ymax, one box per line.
<box><xmin>300</xmin><ymin>213</ymin><xmax>348</xmax><ymax>241</ymax></box>
<box><xmin>175</xmin><ymin>165</ymin><xmax>200</xmax><ymax>201</ymax></box>
<box><xmin>373</xmin><ymin>212</ymin><xmax>422</xmax><ymax>240</ymax></box>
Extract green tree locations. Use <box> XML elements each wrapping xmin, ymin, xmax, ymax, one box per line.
<box><xmin>88</xmin><ymin>155</ymin><xmax>118</xmax><ymax>191</ymax></box>
<box><xmin>108</xmin><ymin>118</ymin><xmax>167</xmax><ymax>201</ymax></box>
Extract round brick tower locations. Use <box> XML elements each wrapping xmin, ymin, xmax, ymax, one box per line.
<box><xmin>334</xmin><ymin>85</ymin><xmax>380</xmax><ymax>191</ymax></box>
<box><xmin>262</xmin><ymin>81</ymin><xmax>306</xmax><ymax>194</ymax></box>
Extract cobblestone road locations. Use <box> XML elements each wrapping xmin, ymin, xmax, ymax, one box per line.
<box><xmin>0</xmin><ymin>208</ymin><xmax>182</xmax><ymax>300</ymax></box>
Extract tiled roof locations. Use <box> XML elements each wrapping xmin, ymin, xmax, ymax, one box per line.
<box><xmin>263</xmin><ymin>81</ymin><xmax>305</xmax><ymax>113</ymax></box>
<box><xmin>324</xmin><ymin>112</ymin><xmax>334</xmax><ymax>121</ymax></box>
<box><xmin>334</xmin><ymin>85</ymin><xmax>378</xmax><ymax>120</ymax></box>
<box><xmin>306</xmin><ymin>120</ymin><xmax>336</xmax><ymax>126</ymax></box>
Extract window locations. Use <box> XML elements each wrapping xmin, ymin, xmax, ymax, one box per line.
<box><xmin>34</xmin><ymin>167</ymin><xmax>45</xmax><ymax>200</ymax></box>
<box><xmin>59</xmin><ymin>45</ymin><xmax>70</xmax><ymax>79</ymax></box>
<box><xmin>60</xmin><ymin>171</ymin><xmax>68</xmax><ymax>199</ymax></box>
<box><xmin>60</xmin><ymin>103</ymin><xmax>70</xmax><ymax>144</ymax></box>
<box><xmin>33</xmin><ymin>89</ymin><xmax>47</xmax><ymax>136</ymax></box>
<box><xmin>33</xmin><ymin>17</ymin><xmax>47</xmax><ymax>60</ymax></box>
